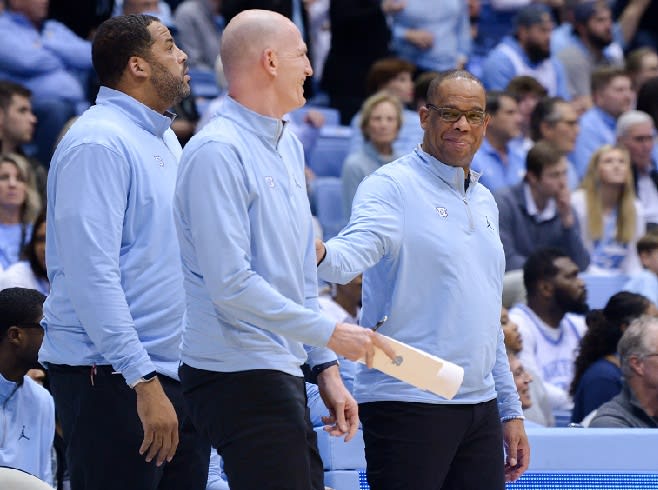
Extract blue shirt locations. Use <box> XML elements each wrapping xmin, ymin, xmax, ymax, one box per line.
<box><xmin>471</xmin><ymin>138</ymin><xmax>526</xmax><ymax>192</ymax></box>
<box><xmin>0</xmin><ymin>374</ymin><xmax>54</xmax><ymax>484</ymax></box>
<box><xmin>624</xmin><ymin>269</ymin><xmax>658</xmax><ymax>305</ymax></box>
<box><xmin>318</xmin><ymin>148</ymin><xmax>522</xmax><ymax>417</ymax></box>
<box><xmin>40</xmin><ymin>87</ymin><xmax>185</xmax><ymax>386</ymax></box>
<box><xmin>571</xmin><ymin>358</ymin><xmax>622</xmax><ymax>423</ymax></box>
<box><xmin>0</xmin><ymin>223</ymin><xmax>31</xmax><ymax>271</ymax></box>
<box><xmin>174</xmin><ymin>97</ymin><xmax>336</xmax><ymax>376</ymax></box>
<box><xmin>0</xmin><ymin>11</ymin><xmax>91</xmax><ymax>103</ymax></box>
<box><xmin>390</xmin><ymin>0</ymin><xmax>470</xmax><ymax>71</ymax></box>
<box><xmin>572</xmin><ymin>106</ymin><xmax>617</xmax><ymax>179</ymax></box>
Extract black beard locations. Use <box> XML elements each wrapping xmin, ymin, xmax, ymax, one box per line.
<box><xmin>525</xmin><ymin>43</ymin><xmax>550</xmax><ymax>64</ymax></box>
<box><xmin>555</xmin><ymin>287</ymin><xmax>589</xmax><ymax>315</ymax></box>
<box><xmin>586</xmin><ymin>31</ymin><xmax>612</xmax><ymax>51</ymax></box>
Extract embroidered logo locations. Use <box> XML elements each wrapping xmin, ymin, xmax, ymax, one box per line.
<box><xmin>436</xmin><ymin>207</ymin><xmax>448</xmax><ymax>218</ymax></box>
<box><xmin>486</xmin><ymin>216</ymin><xmax>492</xmax><ymax>228</ymax></box>
<box><xmin>154</xmin><ymin>155</ymin><xmax>164</xmax><ymax>167</ymax></box>
<box><xmin>264</xmin><ymin>176</ymin><xmax>275</xmax><ymax>188</ymax></box>
<box><xmin>18</xmin><ymin>425</ymin><xmax>30</xmax><ymax>441</ymax></box>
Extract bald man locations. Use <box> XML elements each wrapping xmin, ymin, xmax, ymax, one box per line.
<box><xmin>174</xmin><ymin>10</ymin><xmax>395</xmax><ymax>490</ymax></box>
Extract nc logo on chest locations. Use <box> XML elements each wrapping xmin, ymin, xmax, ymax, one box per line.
<box><xmin>153</xmin><ymin>155</ymin><xmax>164</xmax><ymax>167</ymax></box>
<box><xmin>436</xmin><ymin>207</ymin><xmax>448</xmax><ymax>218</ymax></box>
<box><xmin>264</xmin><ymin>176</ymin><xmax>275</xmax><ymax>188</ymax></box>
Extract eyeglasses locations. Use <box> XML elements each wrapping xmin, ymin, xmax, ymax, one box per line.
<box><xmin>426</xmin><ymin>104</ymin><xmax>487</xmax><ymax>126</ymax></box>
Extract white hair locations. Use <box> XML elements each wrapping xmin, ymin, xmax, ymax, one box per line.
<box><xmin>616</xmin><ymin>110</ymin><xmax>654</xmax><ymax>138</ymax></box>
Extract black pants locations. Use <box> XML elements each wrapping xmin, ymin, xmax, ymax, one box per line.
<box><xmin>48</xmin><ymin>364</ymin><xmax>209</xmax><ymax>490</ymax></box>
<box><xmin>360</xmin><ymin>399</ymin><xmax>505</xmax><ymax>490</ymax></box>
<box><xmin>179</xmin><ymin>364</ymin><xmax>325</xmax><ymax>490</ymax></box>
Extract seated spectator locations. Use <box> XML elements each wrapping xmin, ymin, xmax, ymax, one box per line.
<box><xmin>503</xmin><ymin>306</ymin><xmax>554</xmax><ymax>426</ymax></box>
<box><xmin>616</xmin><ymin>110</ymin><xmax>658</xmax><ymax>229</ymax></box>
<box><xmin>481</xmin><ymin>4</ymin><xmax>570</xmax><ymax>98</ymax></box>
<box><xmin>0</xmin><ymin>154</ymin><xmax>41</xmax><ymax>271</ymax></box>
<box><xmin>624</xmin><ymin>232</ymin><xmax>658</xmax><ymax>305</ymax></box>
<box><xmin>342</xmin><ymin>93</ymin><xmax>402</xmax><ymax>219</ymax></box>
<box><xmin>471</xmin><ymin>90</ymin><xmax>525</xmax><ymax>191</ymax></box>
<box><xmin>174</xmin><ymin>0</ymin><xmax>223</xmax><ymax>72</ymax></box>
<box><xmin>626</xmin><ymin>47</ymin><xmax>658</xmax><ymax>94</ymax></box>
<box><xmin>556</xmin><ymin>0</ymin><xmax>622</xmax><ymax>108</ymax></box>
<box><xmin>389</xmin><ymin>0</ymin><xmax>470</xmax><ymax>72</ymax></box>
<box><xmin>528</xmin><ymin>96</ymin><xmax>580</xmax><ymax>189</ymax></box>
<box><xmin>349</xmin><ymin>57</ymin><xmax>423</xmax><ymax>155</ymax></box>
<box><xmin>117</xmin><ymin>0</ymin><xmax>174</xmax><ymax>27</ymax></box>
<box><xmin>572</xmin><ymin>67</ymin><xmax>633</xmax><ymax>179</ymax></box>
<box><xmin>0</xmin><ymin>212</ymin><xmax>47</xmax><ymax>295</ymax></box>
<box><xmin>506</xmin><ymin>75</ymin><xmax>548</xmax><ymax>152</ymax></box>
<box><xmin>0</xmin><ymin>287</ymin><xmax>54</xmax><ymax>484</ymax></box>
<box><xmin>509</xmin><ymin>248</ymin><xmax>588</xmax><ymax>411</ymax></box>
<box><xmin>589</xmin><ymin>315</ymin><xmax>658</xmax><ymax>427</ymax></box>
<box><xmin>494</xmin><ymin>141</ymin><xmax>590</xmax><ymax>272</ymax></box>
<box><xmin>0</xmin><ymin>0</ymin><xmax>93</xmax><ymax>166</ymax></box>
<box><xmin>572</xmin><ymin>145</ymin><xmax>644</xmax><ymax>275</ymax></box>
<box><xmin>571</xmin><ymin>291</ymin><xmax>653</xmax><ymax>423</ymax></box>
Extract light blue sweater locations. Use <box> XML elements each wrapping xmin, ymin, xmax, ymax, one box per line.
<box><xmin>318</xmin><ymin>148</ymin><xmax>522</xmax><ymax>417</ymax></box>
<box><xmin>174</xmin><ymin>97</ymin><xmax>336</xmax><ymax>376</ymax></box>
<box><xmin>40</xmin><ymin>87</ymin><xmax>185</xmax><ymax>386</ymax></box>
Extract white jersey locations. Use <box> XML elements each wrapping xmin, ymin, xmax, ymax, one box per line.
<box><xmin>510</xmin><ymin>304</ymin><xmax>586</xmax><ymax>410</ymax></box>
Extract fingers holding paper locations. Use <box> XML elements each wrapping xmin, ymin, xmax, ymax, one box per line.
<box><xmin>327</xmin><ymin>323</ymin><xmax>397</xmax><ymax>368</ymax></box>
<box><xmin>503</xmin><ymin>419</ymin><xmax>530</xmax><ymax>482</ymax></box>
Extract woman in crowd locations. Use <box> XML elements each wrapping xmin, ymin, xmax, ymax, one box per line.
<box><xmin>570</xmin><ymin>291</ymin><xmax>654</xmax><ymax>423</ymax></box>
<box><xmin>0</xmin><ymin>211</ymin><xmax>48</xmax><ymax>294</ymax></box>
<box><xmin>342</xmin><ymin>93</ymin><xmax>402</xmax><ymax>219</ymax></box>
<box><xmin>572</xmin><ymin>145</ymin><xmax>644</xmax><ymax>275</ymax></box>
<box><xmin>0</xmin><ymin>153</ymin><xmax>41</xmax><ymax>271</ymax></box>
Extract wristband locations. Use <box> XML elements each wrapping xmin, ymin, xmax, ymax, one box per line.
<box><xmin>130</xmin><ymin>370</ymin><xmax>157</xmax><ymax>389</ymax></box>
<box><xmin>311</xmin><ymin>360</ymin><xmax>339</xmax><ymax>376</ymax></box>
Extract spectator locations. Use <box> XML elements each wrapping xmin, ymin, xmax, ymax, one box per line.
<box><xmin>495</xmin><ymin>141</ymin><xmax>590</xmax><ymax>272</ymax></box>
<box><xmin>625</xmin><ymin>47</ymin><xmax>658</xmax><ymax>93</ymax></box>
<box><xmin>572</xmin><ymin>67</ymin><xmax>633</xmax><ymax>178</ymax></box>
<box><xmin>507</xmin><ymin>351</ymin><xmax>533</xmax><ymax>414</ymax></box>
<box><xmin>389</xmin><ymin>0</ymin><xmax>470</xmax><ymax>72</ymax></box>
<box><xmin>0</xmin><ymin>153</ymin><xmax>41</xmax><ymax>271</ymax></box>
<box><xmin>571</xmin><ymin>291</ymin><xmax>653</xmax><ymax>423</ymax></box>
<box><xmin>529</xmin><ymin>96</ymin><xmax>580</xmax><ymax>189</ymax></box>
<box><xmin>118</xmin><ymin>0</ymin><xmax>174</xmax><ymax>27</ymax></box>
<box><xmin>506</xmin><ymin>75</ymin><xmax>547</xmax><ymax>151</ymax></box>
<box><xmin>174</xmin><ymin>0</ymin><xmax>223</xmax><ymax>72</ymax></box>
<box><xmin>321</xmin><ymin>0</ymin><xmax>391</xmax><ymax>125</ymax></box>
<box><xmin>572</xmin><ymin>145</ymin><xmax>644</xmax><ymax>275</ymax></box>
<box><xmin>482</xmin><ymin>4</ymin><xmax>570</xmax><ymax>98</ymax></box>
<box><xmin>556</xmin><ymin>0</ymin><xmax>621</xmax><ymax>107</ymax></box>
<box><xmin>636</xmin><ymin>76</ymin><xmax>658</xmax><ymax>135</ymax></box>
<box><xmin>510</xmin><ymin>248</ymin><xmax>588</xmax><ymax>410</ymax></box>
<box><xmin>589</xmin><ymin>315</ymin><xmax>658</xmax><ymax>427</ymax></box>
<box><xmin>624</xmin><ymin>232</ymin><xmax>658</xmax><ymax>305</ymax></box>
<box><xmin>342</xmin><ymin>92</ymin><xmax>402</xmax><ymax>219</ymax></box>
<box><xmin>502</xmin><ymin>306</ymin><xmax>523</xmax><ymax>353</ymax></box>
<box><xmin>471</xmin><ymin>90</ymin><xmax>525</xmax><ymax>192</ymax></box>
<box><xmin>349</xmin><ymin>57</ymin><xmax>423</xmax><ymax>156</ymax></box>
<box><xmin>0</xmin><ymin>212</ymin><xmax>47</xmax><ymax>295</ymax></box>
<box><xmin>0</xmin><ymin>287</ymin><xmax>54</xmax><ymax>485</ymax></box>
<box><xmin>0</xmin><ymin>0</ymin><xmax>93</xmax><ymax>166</ymax></box>
<box><xmin>40</xmin><ymin>14</ymin><xmax>209</xmax><ymax>489</ymax></box>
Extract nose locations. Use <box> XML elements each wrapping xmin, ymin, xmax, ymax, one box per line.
<box><xmin>453</xmin><ymin>114</ymin><xmax>470</xmax><ymax>130</ymax></box>
<box><xmin>305</xmin><ymin>55</ymin><xmax>313</xmax><ymax>77</ymax></box>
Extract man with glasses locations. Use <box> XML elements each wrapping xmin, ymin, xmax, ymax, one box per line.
<box><xmin>0</xmin><ymin>287</ymin><xmax>54</xmax><ymax>485</ymax></box>
<box><xmin>590</xmin><ymin>315</ymin><xmax>658</xmax><ymax>427</ymax></box>
<box><xmin>316</xmin><ymin>69</ymin><xmax>529</xmax><ymax>489</ymax></box>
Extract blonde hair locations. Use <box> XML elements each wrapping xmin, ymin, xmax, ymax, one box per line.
<box><xmin>359</xmin><ymin>92</ymin><xmax>403</xmax><ymax>140</ymax></box>
<box><xmin>0</xmin><ymin>153</ymin><xmax>42</xmax><ymax>224</ymax></box>
<box><xmin>581</xmin><ymin>144</ymin><xmax>636</xmax><ymax>243</ymax></box>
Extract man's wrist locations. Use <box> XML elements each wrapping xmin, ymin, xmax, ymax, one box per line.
<box><xmin>501</xmin><ymin>415</ymin><xmax>525</xmax><ymax>423</ymax></box>
<box><xmin>130</xmin><ymin>370</ymin><xmax>157</xmax><ymax>389</ymax></box>
<box><xmin>311</xmin><ymin>360</ymin><xmax>339</xmax><ymax>377</ymax></box>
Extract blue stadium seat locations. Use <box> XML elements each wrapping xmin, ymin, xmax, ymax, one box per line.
<box><xmin>311</xmin><ymin>177</ymin><xmax>346</xmax><ymax>240</ymax></box>
<box><xmin>581</xmin><ymin>274</ymin><xmax>630</xmax><ymax>309</ymax></box>
<box><xmin>189</xmin><ymin>68</ymin><xmax>220</xmax><ymax>98</ymax></box>
<box><xmin>308</xmin><ymin>134</ymin><xmax>351</xmax><ymax>177</ymax></box>
<box><xmin>291</xmin><ymin>106</ymin><xmax>341</xmax><ymax>126</ymax></box>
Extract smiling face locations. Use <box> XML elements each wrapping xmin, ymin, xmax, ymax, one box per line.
<box><xmin>419</xmin><ymin>77</ymin><xmax>489</xmax><ymax>171</ymax></box>
<box><xmin>272</xmin><ymin>22</ymin><xmax>313</xmax><ymax>114</ymax></box>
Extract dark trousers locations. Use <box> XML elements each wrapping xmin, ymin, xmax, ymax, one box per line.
<box><xmin>360</xmin><ymin>399</ymin><xmax>505</xmax><ymax>490</ymax></box>
<box><xmin>48</xmin><ymin>364</ymin><xmax>210</xmax><ymax>490</ymax></box>
<box><xmin>179</xmin><ymin>364</ymin><xmax>325</xmax><ymax>490</ymax></box>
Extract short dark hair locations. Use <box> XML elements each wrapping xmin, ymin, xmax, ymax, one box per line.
<box><xmin>0</xmin><ymin>80</ymin><xmax>31</xmax><ymax>111</ymax></box>
<box><xmin>523</xmin><ymin>248</ymin><xmax>568</xmax><ymax>296</ymax></box>
<box><xmin>92</xmin><ymin>14</ymin><xmax>159</xmax><ymax>88</ymax></box>
<box><xmin>414</xmin><ymin>71</ymin><xmax>439</xmax><ymax>107</ymax></box>
<box><xmin>525</xmin><ymin>140</ymin><xmax>563</xmax><ymax>177</ymax></box>
<box><xmin>591</xmin><ymin>66</ymin><xmax>628</xmax><ymax>95</ymax></box>
<box><xmin>626</xmin><ymin>48</ymin><xmax>657</xmax><ymax>79</ymax></box>
<box><xmin>365</xmin><ymin>57</ymin><xmax>416</xmax><ymax>96</ymax></box>
<box><xmin>505</xmin><ymin>75</ymin><xmax>548</xmax><ymax>102</ymax></box>
<box><xmin>486</xmin><ymin>91</ymin><xmax>514</xmax><ymax>116</ymax></box>
<box><xmin>637</xmin><ymin>231</ymin><xmax>658</xmax><ymax>255</ymax></box>
<box><xmin>530</xmin><ymin>96</ymin><xmax>568</xmax><ymax>142</ymax></box>
<box><xmin>427</xmin><ymin>69</ymin><xmax>485</xmax><ymax>106</ymax></box>
<box><xmin>0</xmin><ymin>288</ymin><xmax>45</xmax><ymax>339</ymax></box>
<box><xmin>21</xmin><ymin>211</ymin><xmax>47</xmax><ymax>280</ymax></box>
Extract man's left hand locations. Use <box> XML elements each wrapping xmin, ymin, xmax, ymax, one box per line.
<box><xmin>503</xmin><ymin>419</ymin><xmax>530</xmax><ymax>482</ymax></box>
<box><xmin>316</xmin><ymin>365</ymin><xmax>359</xmax><ymax>442</ymax></box>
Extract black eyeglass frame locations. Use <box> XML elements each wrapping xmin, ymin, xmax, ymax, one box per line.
<box><xmin>426</xmin><ymin>103</ymin><xmax>487</xmax><ymax>126</ymax></box>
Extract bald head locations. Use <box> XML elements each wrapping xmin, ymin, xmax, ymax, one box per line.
<box><xmin>221</xmin><ymin>9</ymin><xmax>295</xmax><ymax>85</ymax></box>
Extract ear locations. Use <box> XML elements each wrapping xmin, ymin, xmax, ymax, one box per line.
<box><xmin>127</xmin><ymin>55</ymin><xmax>150</xmax><ymax>80</ymax></box>
<box><xmin>262</xmin><ymin>48</ymin><xmax>277</xmax><ymax>76</ymax></box>
<box><xmin>628</xmin><ymin>355</ymin><xmax>644</xmax><ymax>377</ymax></box>
<box><xmin>538</xmin><ymin>278</ymin><xmax>554</xmax><ymax>299</ymax></box>
<box><xmin>419</xmin><ymin>106</ymin><xmax>430</xmax><ymax>131</ymax></box>
<box><xmin>481</xmin><ymin>113</ymin><xmax>491</xmax><ymax>137</ymax></box>
<box><xmin>5</xmin><ymin>326</ymin><xmax>23</xmax><ymax>346</ymax></box>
